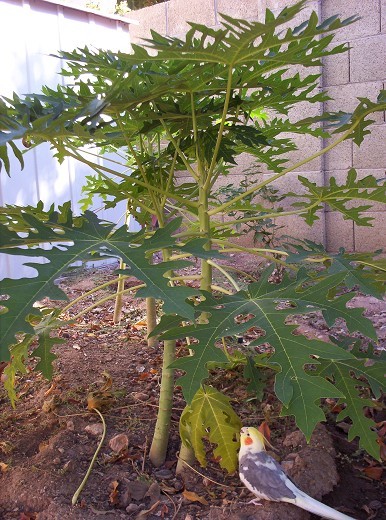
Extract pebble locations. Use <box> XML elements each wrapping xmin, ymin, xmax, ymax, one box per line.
<box><xmin>154</xmin><ymin>469</ymin><xmax>173</xmax><ymax>480</ymax></box>
<box><xmin>85</xmin><ymin>423</ymin><xmax>104</xmax><ymax>436</ymax></box>
<box><xmin>132</xmin><ymin>392</ymin><xmax>149</xmax><ymax>401</ymax></box>
<box><xmin>62</xmin><ymin>460</ymin><xmax>75</xmax><ymax>473</ymax></box>
<box><xmin>369</xmin><ymin>500</ymin><xmax>382</xmax><ymax>510</ymax></box>
<box><xmin>173</xmin><ymin>480</ymin><xmax>184</xmax><ymax>491</ymax></box>
<box><xmin>282</xmin><ymin>430</ymin><xmax>305</xmax><ymax>447</ymax></box>
<box><xmin>109</xmin><ymin>433</ymin><xmax>129</xmax><ymax>453</ymax></box>
<box><xmin>126</xmin><ymin>480</ymin><xmax>150</xmax><ymax>501</ymax></box>
<box><xmin>126</xmin><ymin>504</ymin><xmax>139</xmax><ymax>513</ymax></box>
<box><xmin>66</xmin><ymin>420</ymin><xmax>75</xmax><ymax>431</ymax></box>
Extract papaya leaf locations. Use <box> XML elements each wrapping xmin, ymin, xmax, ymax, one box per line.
<box><xmin>243</xmin><ymin>356</ymin><xmax>268</xmax><ymax>401</ymax></box>
<box><xmin>315</xmin><ymin>354</ymin><xmax>384</xmax><ymax>460</ymax></box>
<box><xmin>34</xmin><ymin>333</ymin><xmax>64</xmax><ymax>380</ymax></box>
<box><xmin>0</xmin><ymin>210</ymin><xmax>200</xmax><ymax>360</ymax></box>
<box><xmin>179</xmin><ymin>385</ymin><xmax>242</xmax><ymax>472</ymax></box>
<box><xmin>288</xmin><ymin>169</ymin><xmax>386</xmax><ymax>226</ymax></box>
<box><xmin>3</xmin><ymin>336</ymin><xmax>32</xmax><ymax>407</ymax></box>
<box><xmin>161</xmin><ymin>267</ymin><xmax>377</xmax><ymax>438</ymax></box>
<box><xmin>32</xmin><ymin>313</ymin><xmax>66</xmax><ymax>379</ymax></box>
<box><xmin>286</xmin><ymin>241</ymin><xmax>385</xmax><ymax>298</ymax></box>
<box><xmin>0</xmin><ymin>2</ymin><xmax>362</xmax><ymax>176</ymax></box>
<box><xmin>333</xmin><ymin>91</ymin><xmax>386</xmax><ymax>146</ymax></box>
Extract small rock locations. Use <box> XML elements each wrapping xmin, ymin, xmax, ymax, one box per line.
<box><xmin>126</xmin><ymin>480</ymin><xmax>150</xmax><ymax>501</ymax></box>
<box><xmin>132</xmin><ymin>392</ymin><xmax>149</xmax><ymax>401</ymax></box>
<box><xmin>42</xmin><ymin>396</ymin><xmax>57</xmax><ymax>413</ymax></box>
<box><xmin>154</xmin><ymin>469</ymin><xmax>173</xmax><ymax>480</ymax></box>
<box><xmin>62</xmin><ymin>460</ymin><xmax>75</xmax><ymax>473</ymax></box>
<box><xmin>109</xmin><ymin>433</ymin><xmax>129</xmax><ymax>453</ymax></box>
<box><xmin>126</xmin><ymin>503</ymin><xmax>139</xmax><ymax>514</ymax></box>
<box><xmin>173</xmin><ymin>480</ymin><xmax>184</xmax><ymax>491</ymax></box>
<box><xmin>66</xmin><ymin>420</ymin><xmax>75</xmax><ymax>431</ymax></box>
<box><xmin>145</xmin><ymin>482</ymin><xmax>161</xmax><ymax>506</ymax></box>
<box><xmin>369</xmin><ymin>500</ymin><xmax>382</xmax><ymax>510</ymax></box>
<box><xmin>282</xmin><ymin>430</ymin><xmax>305</xmax><ymax>448</ymax></box>
<box><xmin>85</xmin><ymin>423</ymin><xmax>104</xmax><ymax>436</ymax></box>
<box><xmin>184</xmin><ymin>515</ymin><xmax>194</xmax><ymax>520</ymax></box>
<box><xmin>120</xmin><ymin>489</ymin><xmax>132</xmax><ymax>509</ymax></box>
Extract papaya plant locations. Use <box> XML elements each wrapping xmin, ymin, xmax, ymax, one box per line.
<box><xmin>0</xmin><ymin>0</ymin><xmax>385</xmax><ymax>472</ymax></box>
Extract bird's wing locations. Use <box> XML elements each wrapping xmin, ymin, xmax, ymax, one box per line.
<box><xmin>239</xmin><ymin>451</ymin><xmax>297</xmax><ymax>502</ymax></box>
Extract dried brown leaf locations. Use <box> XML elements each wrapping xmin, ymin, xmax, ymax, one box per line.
<box><xmin>109</xmin><ymin>480</ymin><xmax>119</xmax><ymax>504</ymax></box>
<box><xmin>182</xmin><ymin>490</ymin><xmax>209</xmax><ymax>505</ymax></box>
<box><xmin>362</xmin><ymin>466</ymin><xmax>383</xmax><ymax>480</ymax></box>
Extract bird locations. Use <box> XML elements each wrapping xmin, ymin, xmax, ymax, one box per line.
<box><xmin>239</xmin><ymin>426</ymin><xmax>356</xmax><ymax>520</ymax></box>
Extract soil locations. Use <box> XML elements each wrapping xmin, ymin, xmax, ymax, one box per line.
<box><xmin>0</xmin><ymin>256</ymin><xmax>385</xmax><ymax>520</ymax></box>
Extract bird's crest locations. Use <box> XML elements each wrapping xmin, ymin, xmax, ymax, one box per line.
<box><xmin>240</xmin><ymin>426</ymin><xmax>275</xmax><ymax>451</ymax></box>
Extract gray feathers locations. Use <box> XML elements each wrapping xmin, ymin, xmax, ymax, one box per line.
<box><xmin>239</xmin><ymin>451</ymin><xmax>296</xmax><ymax>502</ymax></box>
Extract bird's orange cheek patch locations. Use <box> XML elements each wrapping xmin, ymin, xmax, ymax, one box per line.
<box><xmin>244</xmin><ymin>437</ymin><xmax>253</xmax><ymax>446</ymax></box>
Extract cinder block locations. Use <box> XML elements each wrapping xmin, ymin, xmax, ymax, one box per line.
<box><xmin>216</xmin><ymin>0</ymin><xmax>262</xmax><ymax>21</ymax></box>
<box><xmin>322</xmin><ymin>44</ymin><xmax>350</xmax><ymax>86</ymax></box>
<box><xmin>274</xmin><ymin>213</ymin><xmax>325</xmax><ymax>244</ymax></box>
<box><xmin>266</xmin><ymin>1</ymin><xmax>318</xmax><ymax>20</ymax></box>
<box><xmin>287</xmin><ymin>92</ymin><xmax>322</xmax><ymax>121</ymax></box>
<box><xmin>282</xmin><ymin>64</ymin><xmax>321</xmax><ymax>82</ymax></box>
<box><xmin>262</xmin><ymin>171</ymin><xmax>324</xmax><ymax>210</ymax></box>
<box><xmin>167</xmin><ymin>0</ymin><xmax>216</xmax><ymax>36</ymax></box>
<box><xmin>265</xmin><ymin>0</ymin><xmax>318</xmax><ymax>15</ymax></box>
<box><xmin>265</xmin><ymin>0</ymin><xmax>299</xmax><ymax>10</ymax></box>
<box><xmin>353</xmin><ymin>124</ymin><xmax>386</xmax><ymax>169</ymax></box>
<box><xmin>325</xmin><ymin>169</ymin><xmax>386</xmax><ymax>213</ymax></box>
<box><xmin>227</xmin><ymin>211</ymin><xmax>325</xmax><ymax>249</ymax></box>
<box><xmin>382</xmin><ymin>0</ymin><xmax>386</xmax><ymax>33</ymax></box>
<box><xmin>354</xmin><ymin>212</ymin><xmax>386</xmax><ymax>251</ymax></box>
<box><xmin>325</xmin><ymin>212</ymin><xmax>354</xmax><ymax>251</ymax></box>
<box><xmin>211</xmin><ymin>172</ymin><xmax>267</xmax><ymax>215</ymax></box>
<box><xmin>129</xmin><ymin>2</ymin><xmax>167</xmax><ymax>43</ymax></box>
<box><xmin>384</xmin><ymin>82</ymin><xmax>386</xmax><ymax>123</ymax></box>
<box><xmin>350</xmin><ymin>35</ymin><xmax>386</xmax><ymax>82</ymax></box>
<box><xmin>326</xmin><ymin>82</ymin><xmax>384</xmax><ymax>124</ymax></box>
<box><xmin>324</xmin><ymin>138</ymin><xmax>352</xmax><ymax>171</ymax></box>
<box><xmin>321</xmin><ymin>0</ymin><xmax>380</xmax><ymax>41</ymax></box>
<box><xmin>281</xmin><ymin>133</ymin><xmax>322</xmax><ymax>172</ymax></box>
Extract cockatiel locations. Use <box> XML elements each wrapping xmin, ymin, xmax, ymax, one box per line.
<box><xmin>239</xmin><ymin>427</ymin><xmax>356</xmax><ymax>520</ymax></box>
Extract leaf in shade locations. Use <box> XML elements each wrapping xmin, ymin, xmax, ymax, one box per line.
<box><xmin>180</xmin><ymin>385</ymin><xmax>242</xmax><ymax>472</ymax></box>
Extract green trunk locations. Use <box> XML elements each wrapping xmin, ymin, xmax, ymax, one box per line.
<box><xmin>146</xmin><ymin>296</ymin><xmax>158</xmax><ymax>348</ymax></box>
<box><xmin>149</xmin><ymin>338</ymin><xmax>175</xmax><ymax>466</ymax></box>
<box><xmin>176</xmin><ymin>173</ymin><xmax>212</xmax><ymax>474</ymax></box>
<box><xmin>113</xmin><ymin>259</ymin><xmax>125</xmax><ymax>324</ymax></box>
<box><xmin>149</xmin><ymin>243</ymin><xmax>175</xmax><ymax>467</ymax></box>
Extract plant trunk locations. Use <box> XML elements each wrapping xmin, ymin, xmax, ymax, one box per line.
<box><xmin>113</xmin><ymin>259</ymin><xmax>125</xmax><ymax>324</ymax></box>
<box><xmin>149</xmin><ymin>242</ymin><xmax>175</xmax><ymax>467</ymax></box>
<box><xmin>146</xmin><ymin>296</ymin><xmax>158</xmax><ymax>347</ymax></box>
<box><xmin>149</xmin><ymin>338</ymin><xmax>175</xmax><ymax>466</ymax></box>
<box><xmin>176</xmin><ymin>175</ymin><xmax>211</xmax><ymax>475</ymax></box>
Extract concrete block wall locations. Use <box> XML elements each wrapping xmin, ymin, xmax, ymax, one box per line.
<box><xmin>321</xmin><ymin>0</ymin><xmax>386</xmax><ymax>253</ymax></box>
<box><xmin>129</xmin><ymin>0</ymin><xmax>386</xmax><ymax>253</ymax></box>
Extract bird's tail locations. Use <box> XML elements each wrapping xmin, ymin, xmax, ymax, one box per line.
<box><xmin>286</xmin><ymin>490</ymin><xmax>356</xmax><ymax>520</ymax></box>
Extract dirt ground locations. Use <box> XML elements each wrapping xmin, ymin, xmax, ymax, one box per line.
<box><xmin>0</xmin><ymin>257</ymin><xmax>385</xmax><ymax>520</ymax></box>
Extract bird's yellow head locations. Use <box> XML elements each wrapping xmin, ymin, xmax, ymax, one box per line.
<box><xmin>239</xmin><ymin>427</ymin><xmax>266</xmax><ymax>456</ymax></box>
